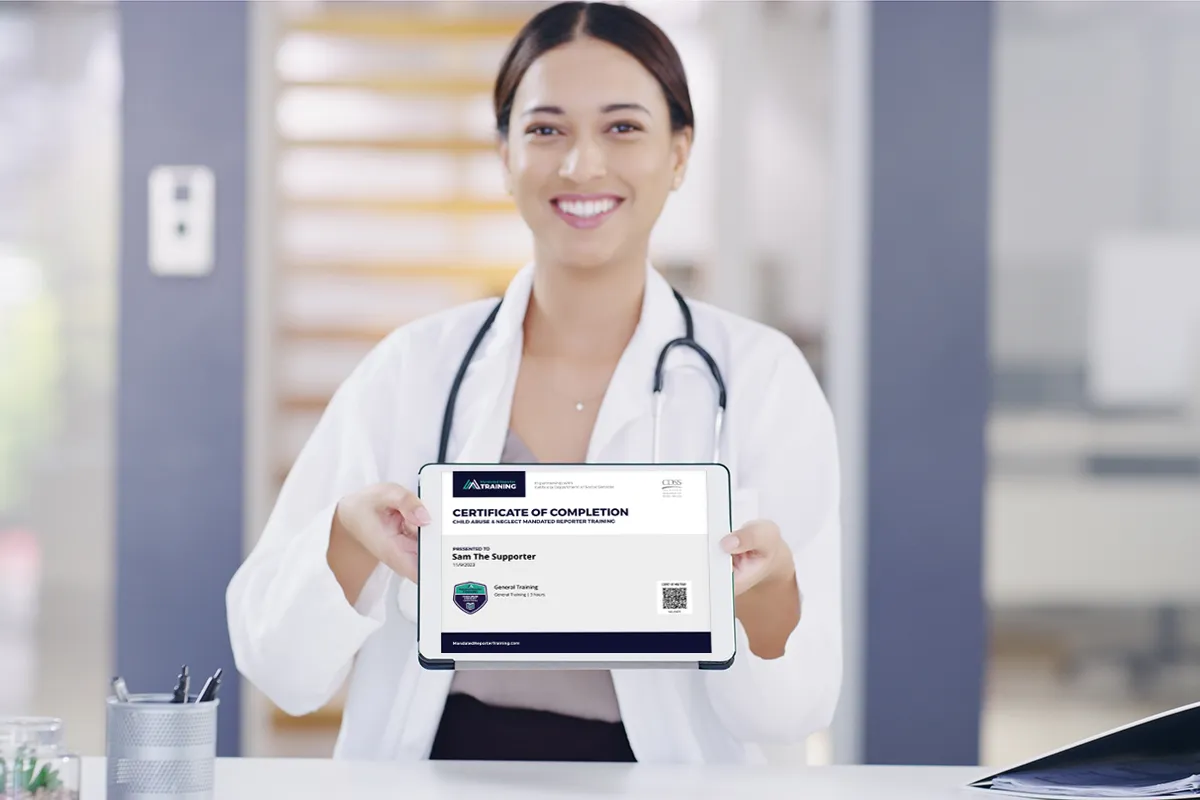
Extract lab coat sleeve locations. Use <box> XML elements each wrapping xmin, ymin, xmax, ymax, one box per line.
<box><xmin>703</xmin><ymin>337</ymin><xmax>844</xmax><ymax>745</ymax></box>
<box><xmin>226</xmin><ymin>332</ymin><xmax>407</xmax><ymax>717</ymax></box>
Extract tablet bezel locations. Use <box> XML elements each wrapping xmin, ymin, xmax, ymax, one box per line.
<box><xmin>415</xmin><ymin>462</ymin><xmax>735</xmax><ymax>670</ymax></box>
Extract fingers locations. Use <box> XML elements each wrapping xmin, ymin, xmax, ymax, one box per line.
<box><xmin>732</xmin><ymin>555</ymin><xmax>771</xmax><ymax>596</ymax></box>
<box><xmin>378</xmin><ymin>483</ymin><xmax>432</xmax><ymax>527</ymax></box>
<box><xmin>377</xmin><ymin>544</ymin><xmax>418</xmax><ymax>585</ymax></box>
<box><xmin>722</xmin><ymin>520</ymin><xmax>797</xmax><ymax>596</ymax></box>
<box><xmin>720</xmin><ymin>519</ymin><xmax>779</xmax><ymax>555</ymax></box>
<box><xmin>376</xmin><ymin>508</ymin><xmax>420</xmax><ymax>583</ymax></box>
<box><xmin>722</xmin><ymin>521</ymin><xmax>780</xmax><ymax>596</ymax></box>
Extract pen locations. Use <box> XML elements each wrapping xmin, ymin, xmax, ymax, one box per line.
<box><xmin>111</xmin><ymin>676</ymin><xmax>130</xmax><ymax>703</ymax></box>
<box><xmin>195</xmin><ymin>668</ymin><xmax>222</xmax><ymax>703</ymax></box>
<box><xmin>172</xmin><ymin>665</ymin><xmax>189</xmax><ymax>704</ymax></box>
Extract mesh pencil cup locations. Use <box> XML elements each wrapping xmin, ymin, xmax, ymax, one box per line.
<box><xmin>105</xmin><ymin>694</ymin><xmax>217</xmax><ymax>800</ymax></box>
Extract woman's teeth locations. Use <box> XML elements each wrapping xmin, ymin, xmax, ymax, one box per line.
<box><xmin>557</xmin><ymin>198</ymin><xmax>617</xmax><ymax>218</ymax></box>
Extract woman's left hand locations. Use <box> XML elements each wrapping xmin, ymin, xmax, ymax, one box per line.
<box><xmin>721</xmin><ymin>519</ymin><xmax>796</xmax><ymax>597</ymax></box>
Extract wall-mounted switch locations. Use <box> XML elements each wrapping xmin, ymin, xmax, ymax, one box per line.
<box><xmin>149</xmin><ymin>165</ymin><xmax>215</xmax><ymax>277</ymax></box>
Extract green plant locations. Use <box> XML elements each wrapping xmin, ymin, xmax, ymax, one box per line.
<box><xmin>0</xmin><ymin>755</ymin><xmax>62</xmax><ymax>796</ymax></box>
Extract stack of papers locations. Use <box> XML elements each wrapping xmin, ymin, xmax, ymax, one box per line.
<box><xmin>988</xmin><ymin>760</ymin><xmax>1200</xmax><ymax>799</ymax></box>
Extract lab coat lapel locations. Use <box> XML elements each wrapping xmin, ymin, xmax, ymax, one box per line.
<box><xmin>442</xmin><ymin>266</ymin><xmax>533</xmax><ymax>463</ymax></box>
<box><xmin>446</xmin><ymin>347</ymin><xmax>520</xmax><ymax>464</ymax></box>
<box><xmin>586</xmin><ymin>265</ymin><xmax>690</xmax><ymax>462</ymax></box>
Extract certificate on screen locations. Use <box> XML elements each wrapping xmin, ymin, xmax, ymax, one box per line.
<box><xmin>416</xmin><ymin>463</ymin><xmax>735</xmax><ymax>668</ymax></box>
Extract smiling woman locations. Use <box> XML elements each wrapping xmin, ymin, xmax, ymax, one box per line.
<box><xmin>228</xmin><ymin>0</ymin><xmax>843</xmax><ymax>770</ymax></box>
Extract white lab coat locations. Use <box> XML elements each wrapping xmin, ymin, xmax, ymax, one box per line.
<box><xmin>227</xmin><ymin>262</ymin><xmax>843</xmax><ymax>764</ymax></box>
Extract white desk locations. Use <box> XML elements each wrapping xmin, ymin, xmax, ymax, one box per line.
<box><xmin>82</xmin><ymin>757</ymin><xmax>988</xmax><ymax>798</ymax></box>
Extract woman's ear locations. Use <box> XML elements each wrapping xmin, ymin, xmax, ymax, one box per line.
<box><xmin>497</xmin><ymin>136</ymin><xmax>513</xmax><ymax>195</ymax></box>
<box><xmin>670</xmin><ymin>127</ymin><xmax>694</xmax><ymax>191</ymax></box>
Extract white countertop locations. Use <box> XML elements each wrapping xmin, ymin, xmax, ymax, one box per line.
<box><xmin>82</xmin><ymin>756</ymin><xmax>991</xmax><ymax>798</ymax></box>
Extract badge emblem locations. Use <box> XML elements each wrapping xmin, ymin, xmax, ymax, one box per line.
<box><xmin>453</xmin><ymin>582</ymin><xmax>488</xmax><ymax>614</ymax></box>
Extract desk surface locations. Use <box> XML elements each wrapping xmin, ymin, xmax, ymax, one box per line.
<box><xmin>82</xmin><ymin>756</ymin><xmax>989</xmax><ymax>798</ymax></box>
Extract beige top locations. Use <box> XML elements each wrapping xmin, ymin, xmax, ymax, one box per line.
<box><xmin>446</xmin><ymin>430</ymin><xmax>624</xmax><ymax>723</ymax></box>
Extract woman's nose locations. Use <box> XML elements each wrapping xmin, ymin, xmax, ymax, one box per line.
<box><xmin>559</xmin><ymin>138</ymin><xmax>607</xmax><ymax>183</ymax></box>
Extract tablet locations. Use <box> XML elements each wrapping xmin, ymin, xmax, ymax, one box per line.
<box><xmin>416</xmin><ymin>462</ymin><xmax>735</xmax><ymax>671</ymax></box>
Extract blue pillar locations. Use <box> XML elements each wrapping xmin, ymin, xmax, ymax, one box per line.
<box><xmin>115</xmin><ymin>0</ymin><xmax>246</xmax><ymax>756</ymax></box>
<box><xmin>857</xmin><ymin>0</ymin><xmax>993</xmax><ymax>766</ymax></box>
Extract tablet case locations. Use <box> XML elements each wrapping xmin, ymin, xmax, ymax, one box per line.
<box><xmin>968</xmin><ymin>699</ymin><xmax>1200</xmax><ymax>798</ymax></box>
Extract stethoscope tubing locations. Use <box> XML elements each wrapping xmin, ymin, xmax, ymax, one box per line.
<box><xmin>439</xmin><ymin>288</ymin><xmax>726</xmax><ymax>464</ymax></box>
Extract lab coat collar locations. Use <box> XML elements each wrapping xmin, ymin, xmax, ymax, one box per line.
<box><xmin>464</xmin><ymin>260</ymin><xmax>693</xmax><ymax>462</ymax></box>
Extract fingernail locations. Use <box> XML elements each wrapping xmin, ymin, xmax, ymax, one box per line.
<box><xmin>414</xmin><ymin>507</ymin><xmax>432</xmax><ymax>526</ymax></box>
<box><xmin>721</xmin><ymin>535</ymin><xmax>739</xmax><ymax>553</ymax></box>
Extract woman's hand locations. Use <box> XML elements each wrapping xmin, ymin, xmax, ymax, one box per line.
<box><xmin>721</xmin><ymin>519</ymin><xmax>795</xmax><ymax>597</ymax></box>
<box><xmin>721</xmin><ymin>519</ymin><xmax>801</xmax><ymax>659</ymax></box>
<box><xmin>330</xmin><ymin>483</ymin><xmax>430</xmax><ymax>595</ymax></box>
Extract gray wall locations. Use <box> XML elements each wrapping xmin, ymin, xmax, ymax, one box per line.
<box><xmin>863</xmin><ymin>0</ymin><xmax>991</xmax><ymax>765</ymax></box>
<box><xmin>115</xmin><ymin>0</ymin><xmax>246</xmax><ymax>756</ymax></box>
<box><xmin>990</xmin><ymin>4</ymin><xmax>1200</xmax><ymax>410</ymax></box>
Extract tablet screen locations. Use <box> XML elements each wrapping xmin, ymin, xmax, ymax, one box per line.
<box><xmin>438</xmin><ymin>467</ymin><xmax>712</xmax><ymax>655</ymax></box>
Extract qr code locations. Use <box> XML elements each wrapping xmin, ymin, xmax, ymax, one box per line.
<box><xmin>663</xmin><ymin>586</ymin><xmax>687</xmax><ymax>609</ymax></box>
<box><xmin>658</xmin><ymin>581</ymin><xmax>692</xmax><ymax>614</ymax></box>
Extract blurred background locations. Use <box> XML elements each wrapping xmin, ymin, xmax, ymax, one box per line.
<box><xmin>3</xmin><ymin>0</ymin><xmax>1200</xmax><ymax>769</ymax></box>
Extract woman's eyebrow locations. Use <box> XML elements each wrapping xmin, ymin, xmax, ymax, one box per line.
<box><xmin>601</xmin><ymin>102</ymin><xmax>651</xmax><ymax>115</ymax></box>
<box><xmin>521</xmin><ymin>102</ymin><xmax>652</xmax><ymax>117</ymax></box>
<box><xmin>521</xmin><ymin>105</ymin><xmax>565</xmax><ymax>117</ymax></box>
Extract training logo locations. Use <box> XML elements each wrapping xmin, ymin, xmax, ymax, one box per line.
<box><xmin>453</xmin><ymin>582</ymin><xmax>488</xmax><ymax>614</ymax></box>
<box><xmin>453</xmin><ymin>470</ymin><xmax>526</xmax><ymax>498</ymax></box>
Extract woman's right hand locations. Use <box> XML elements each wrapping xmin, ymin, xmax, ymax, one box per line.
<box><xmin>331</xmin><ymin>483</ymin><xmax>431</xmax><ymax>586</ymax></box>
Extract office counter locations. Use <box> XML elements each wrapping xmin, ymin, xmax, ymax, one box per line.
<box><xmin>82</xmin><ymin>756</ymin><xmax>986</xmax><ymax>798</ymax></box>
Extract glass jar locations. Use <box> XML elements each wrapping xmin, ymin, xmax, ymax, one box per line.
<box><xmin>0</xmin><ymin>717</ymin><xmax>81</xmax><ymax>800</ymax></box>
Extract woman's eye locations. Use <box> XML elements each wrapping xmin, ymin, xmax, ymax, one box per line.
<box><xmin>527</xmin><ymin>125</ymin><xmax>558</xmax><ymax>137</ymax></box>
<box><xmin>611</xmin><ymin>122</ymin><xmax>641</xmax><ymax>134</ymax></box>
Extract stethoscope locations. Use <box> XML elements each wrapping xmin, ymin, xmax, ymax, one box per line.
<box><xmin>438</xmin><ymin>288</ymin><xmax>727</xmax><ymax>464</ymax></box>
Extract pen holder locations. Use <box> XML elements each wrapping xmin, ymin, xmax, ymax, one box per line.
<box><xmin>105</xmin><ymin>694</ymin><xmax>217</xmax><ymax>800</ymax></box>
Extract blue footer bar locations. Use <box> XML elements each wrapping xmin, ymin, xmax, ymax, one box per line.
<box><xmin>441</xmin><ymin>631</ymin><xmax>713</xmax><ymax>654</ymax></box>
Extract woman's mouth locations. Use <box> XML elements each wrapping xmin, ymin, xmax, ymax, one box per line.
<box><xmin>551</xmin><ymin>195</ymin><xmax>624</xmax><ymax>229</ymax></box>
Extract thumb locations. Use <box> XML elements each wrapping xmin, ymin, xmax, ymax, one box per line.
<box><xmin>378</xmin><ymin>483</ymin><xmax>432</xmax><ymax>527</ymax></box>
<box><xmin>721</xmin><ymin>520</ymin><xmax>777</xmax><ymax>555</ymax></box>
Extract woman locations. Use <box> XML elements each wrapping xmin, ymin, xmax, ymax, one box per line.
<box><xmin>227</xmin><ymin>0</ymin><xmax>842</xmax><ymax>764</ymax></box>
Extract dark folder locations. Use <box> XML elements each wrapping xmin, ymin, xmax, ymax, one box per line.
<box><xmin>969</xmin><ymin>700</ymin><xmax>1200</xmax><ymax>798</ymax></box>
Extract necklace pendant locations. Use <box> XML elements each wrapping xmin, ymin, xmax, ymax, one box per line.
<box><xmin>575</xmin><ymin>402</ymin><xmax>584</xmax><ymax>412</ymax></box>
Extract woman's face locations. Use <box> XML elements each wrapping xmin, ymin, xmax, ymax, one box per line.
<box><xmin>500</xmin><ymin>36</ymin><xmax>692</xmax><ymax>272</ymax></box>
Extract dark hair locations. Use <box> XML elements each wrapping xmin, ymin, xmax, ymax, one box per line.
<box><xmin>493</xmin><ymin>1</ymin><xmax>695</xmax><ymax>139</ymax></box>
